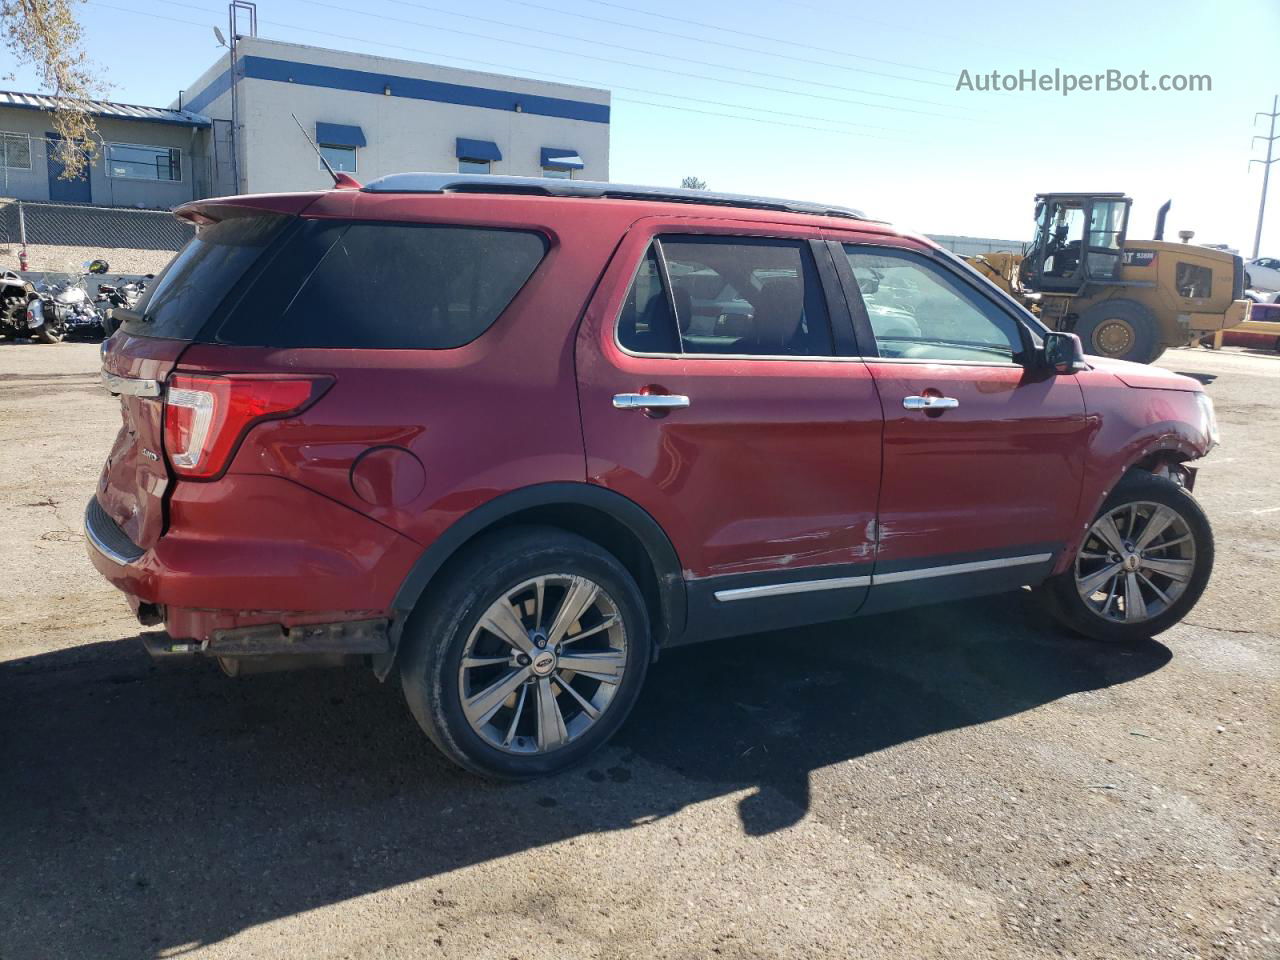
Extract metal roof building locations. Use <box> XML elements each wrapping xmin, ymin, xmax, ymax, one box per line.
<box><xmin>0</xmin><ymin>91</ymin><xmax>211</xmax><ymax>129</ymax></box>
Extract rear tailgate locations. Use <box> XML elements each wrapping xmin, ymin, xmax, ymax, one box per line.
<box><xmin>92</xmin><ymin>196</ymin><xmax>326</xmax><ymax>553</ymax></box>
<box><xmin>97</xmin><ymin>333</ymin><xmax>185</xmax><ymax>549</ymax></box>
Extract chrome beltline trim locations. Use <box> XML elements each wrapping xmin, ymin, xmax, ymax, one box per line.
<box><xmin>711</xmin><ymin>553</ymin><xmax>1053</xmax><ymax>602</ymax></box>
<box><xmin>871</xmin><ymin>553</ymin><xmax>1053</xmax><ymax>585</ymax></box>
<box><xmin>714</xmin><ymin>575</ymin><xmax>872</xmax><ymax>602</ymax></box>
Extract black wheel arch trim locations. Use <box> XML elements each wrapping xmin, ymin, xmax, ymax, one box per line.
<box><xmin>381</xmin><ymin>482</ymin><xmax>687</xmax><ymax>675</ymax></box>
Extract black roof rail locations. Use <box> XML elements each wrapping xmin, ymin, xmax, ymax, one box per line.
<box><xmin>360</xmin><ymin>173</ymin><xmax>868</xmax><ymax>220</ymax></box>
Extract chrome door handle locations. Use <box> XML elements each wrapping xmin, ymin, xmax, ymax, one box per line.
<box><xmin>613</xmin><ymin>393</ymin><xmax>691</xmax><ymax>410</ymax></box>
<box><xmin>903</xmin><ymin>395</ymin><xmax>959</xmax><ymax>411</ymax></box>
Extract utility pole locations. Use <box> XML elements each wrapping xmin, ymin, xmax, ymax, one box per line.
<box><xmin>1251</xmin><ymin>95</ymin><xmax>1279</xmax><ymax>259</ymax></box>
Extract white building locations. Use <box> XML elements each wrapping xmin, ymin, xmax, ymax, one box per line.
<box><xmin>179</xmin><ymin>37</ymin><xmax>611</xmax><ymax>196</ymax></box>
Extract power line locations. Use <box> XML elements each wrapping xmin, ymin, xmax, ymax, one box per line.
<box><xmin>491</xmin><ymin>0</ymin><xmax>956</xmax><ymax>88</ymax></box>
<box><xmin>572</xmin><ymin>0</ymin><xmax>958</xmax><ymax>78</ymax></box>
<box><xmin>300</xmin><ymin>0</ymin><xmax>980</xmax><ymax>121</ymax></box>
<box><xmin>129</xmin><ymin>0</ymin><xmax>983</xmax><ymax>122</ymax></box>
<box><xmin>84</xmin><ymin>1</ymin><xmax>927</xmax><ymax>142</ymax></box>
<box><xmin>621</xmin><ymin>0</ymin><xmax>1043</xmax><ymax>67</ymax></box>
<box><xmin>370</xmin><ymin>0</ymin><xmax>971</xmax><ymax>104</ymax></box>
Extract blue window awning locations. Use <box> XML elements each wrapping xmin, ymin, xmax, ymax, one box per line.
<box><xmin>315</xmin><ymin>122</ymin><xmax>366</xmax><ymax>148</ymax></box>
<box><xmin>456</xmin><ymin>138</ymin><xmax>502</xmax><ymax>162</ymax></box>
<box><xmin>540</xmin><ymin>147</ymin><xmax>584</xmax><ymax>170</ymax></box>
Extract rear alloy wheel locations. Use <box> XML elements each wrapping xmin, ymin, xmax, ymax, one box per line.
<box><xmin>400</xmin><ymin>527</ymin><xmax>650</xmax><ymax>779</ymax></box>
<box><xmin>1042</xmin><ymin>471</ymin><xmax>1213</xmax><ymax>642</ymax></box>
<box><xmin>1075</xmin><ymin>300</ymin><xmax>1161</xmax><ymax>364</ymax></box>
<box><xmin>459</xmin><ymin>574</ymin><xmax>628</xmax><ymax>755</ymax></box>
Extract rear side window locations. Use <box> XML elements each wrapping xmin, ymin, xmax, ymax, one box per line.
<box><xmin>125</xmin><ymin>214</ymin><xmax>289</xmax><ymax>340</ymax></box>
<box><xmin>617</xmin><ymin>235</ymin><xmax>834</xmax><ymax>357</ymax></box>
<box><xmin>213</xmin><ymin>223</ymin><xmax>547</xmax><ymax>349</ymax></box>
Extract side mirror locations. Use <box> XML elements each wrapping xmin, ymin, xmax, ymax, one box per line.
<box><xmin>1043</xmin><ymin>331</ymin><xmax>1086</xmax><ymax>374</ymax></box>
<box><xmin>88</xmin><ymin>259</ymin><xmax>109</xmax><ymax>275</ymax></box>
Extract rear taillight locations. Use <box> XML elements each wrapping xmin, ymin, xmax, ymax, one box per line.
<box><xmin>163</xmin><ymin>374</ymin><xmax>331</xmax><ymax>479</ymax></box>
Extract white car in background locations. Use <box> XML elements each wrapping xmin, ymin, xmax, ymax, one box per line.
<box><xmin>1246</xmin><ymin>256</ymin><xmax>1280</xmax><ymax>292</ymax></box>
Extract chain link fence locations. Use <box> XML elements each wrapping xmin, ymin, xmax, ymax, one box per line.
<box><xmin>0</xmin><ymin>199</ymin><xmax>194</xmax><ymax>275</ymax></box>
<box><xmin>0</xmin><ymin>199</ymin><xmax>194</xmax><ymax>252</ymax></box>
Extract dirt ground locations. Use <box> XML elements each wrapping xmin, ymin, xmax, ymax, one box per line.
<box><xmin>1</xmin><ymin>342</ymin><xmax>1277</xmax><ymax>960</ymax></box>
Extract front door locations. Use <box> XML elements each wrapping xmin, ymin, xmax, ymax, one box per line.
<box><xmin>833</xmin><ymin>240</ymin><xmax>1091</xmax><ymax>613</ymax></box>
<box><xmin>45</xmin><ymin>133</ymin><xmax>92</xmax><ymax>203</ymax></box>
<box><xmin>576</xmin><ymin>224</ymin><xmax>884</xmax><ymax>641</ymax></box>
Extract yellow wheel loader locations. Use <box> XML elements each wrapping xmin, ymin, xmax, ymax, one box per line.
<box><xmin>964</xmin><ymin>193</ymin><xmax>1251</xmax><ymax>363</ymax></box>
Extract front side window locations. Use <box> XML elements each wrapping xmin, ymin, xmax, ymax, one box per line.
<box><xmin>318</xmin><ymin>144</ymin><xmax>356</xmax><ymax>173</ymax></box>
<box><xmin>845</xmin><ymin>246</ymin><xmax>1023</xmax><ymax>363</ymax></box>
<box><xmin>0</xmin><ymin>131</ymin><xmax>31</xmax><ymax>169</ymax></box>
<box><xmin>458</xmin><ymin>158</ymin><xmax>490</xmax><ymax>174</ymax></box>
<box><xmin>617</xmin><ymin>236</ymin><xmax>834</xmax><ymax>357</ymax></box>
<box><xmin>106</xmin><ymin>143</ymin><xmax>181</xmax><ymax>181</ymax></box>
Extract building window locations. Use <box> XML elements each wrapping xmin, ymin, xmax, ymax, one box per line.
<box><xmin>0</xmin><ymin>131</ymin><xmax>31</xmax><ymax>170</ymax></box>
<box><xmin>106</xmin><ymin>143</ymin><xmax>181</xmax><ymax>181</ymax></box>
<box><xmin>539</xmin><ymin>147</ymin><xmax>583</xmax><ymax>179</ymax></box>
<box><xmin>318</xmin><ymin>144</ymin><xmax>357</xmax><ymax>173</ymax></box>
<box><xmin>458</xmin><ymin>158</ymin><xmax>490</xmax><ymax>174</ymax></box>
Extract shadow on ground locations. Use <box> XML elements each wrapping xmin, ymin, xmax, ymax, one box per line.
<box><xmin>0</xmin><ymin>593</ymin><xmax>1170</xmax><ymax>958</ymax></box>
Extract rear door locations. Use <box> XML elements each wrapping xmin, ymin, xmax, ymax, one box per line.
<box><xmin>576</xmin><ymin>219</ymin><xmax>884</xmax><ymax>639</ymax></box>
<box><xmin>831</xmin><ymin>238</ymin><xmax>1090</xmax><ymax>611</ymax></box>
<box><xmin>96</xmin><ymin>211</ymin><xmax>292</xmax><ymax>549</ymax></box>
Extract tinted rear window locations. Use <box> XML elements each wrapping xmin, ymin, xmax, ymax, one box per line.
<box><xmin>123</xmin><ymin>214</ymin><xmax>289</xmax><ymax>340</ymax></box>
<box><xmin>212</xmin><ymin>222</ymin><xmax>547</xmax><ymax>349</ymax></box>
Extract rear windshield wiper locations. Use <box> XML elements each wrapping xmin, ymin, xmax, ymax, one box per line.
<box><xmin>113</xmin><ymin>307</ymin><xmax>151</xmax><ymax>325</ymax></box>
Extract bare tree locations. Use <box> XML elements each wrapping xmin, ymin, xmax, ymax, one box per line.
<box><xmin>681</xmin><ymin>176</ymin><xmax>707</xmax><ymax>190</ymax></box>
<box><xmin>2</xmin><ymin>0</ymin><xmax>101</xmax><ymax>179</ymax></box>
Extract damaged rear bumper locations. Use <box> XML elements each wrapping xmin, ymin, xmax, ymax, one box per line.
<box><xmin>84</xmin><ymin>492</ymin><xmax>413</xmax><ymax>664</ymax></box>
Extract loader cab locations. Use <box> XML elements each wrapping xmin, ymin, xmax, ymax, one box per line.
<box><xmin>1020</xmin><ymin>193</ymin><xmax>1131</xmax><ymax>294</ymax></box>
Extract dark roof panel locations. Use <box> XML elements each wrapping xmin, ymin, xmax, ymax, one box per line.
<box><xmin>0</xmin><ymin>90</ymin><xmax>211</xmax><ymax>128</ymax></box>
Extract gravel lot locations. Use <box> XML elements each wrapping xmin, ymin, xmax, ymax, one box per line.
<box><xmin>1</xmin><ymin>342</ymin><xmax>1277</xmax><ymax>960</ymax></box>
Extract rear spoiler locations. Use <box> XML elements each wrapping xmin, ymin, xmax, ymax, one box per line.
<box><xmin>173</xmin><ymin>192</ymin><xmax>329</xmax><ymax>226</ymax></box>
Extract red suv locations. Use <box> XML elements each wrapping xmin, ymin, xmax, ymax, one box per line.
<box><xmin>88</xmin><ymin>174</ymin><xmax>1218</xmax><ymax>778</ymax></box>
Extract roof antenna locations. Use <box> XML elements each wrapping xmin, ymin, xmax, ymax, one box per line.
<box><xmin>291</xmin><ymin>113</ymin><xmax>360</xmax><ymax>189</ymax></box>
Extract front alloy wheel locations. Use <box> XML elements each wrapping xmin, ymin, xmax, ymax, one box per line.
<box><xmin>1042</xmin><ymin>470</ymin><xmax>1213</xmax><ymax>642</ymax></box>
<box><xmin>1075</xmin><ymin>501</ymin><xmax>1195</xmax><ymax>624</ymax></box>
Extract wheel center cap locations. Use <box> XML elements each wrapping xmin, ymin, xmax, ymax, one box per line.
<box><xmin>1122</xmin><ymin>554</ymin><xmax>1141</xmax><ymax>572</ymax></box>
<box><xmin>530</xmin><ymin>649</ymin><xmax>557</xmax><ymax>676</ymax></box>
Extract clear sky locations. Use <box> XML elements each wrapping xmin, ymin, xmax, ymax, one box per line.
<box><xmin>8</xmin><ymin>0</ymin><xmax>1280</xmax><ymax>253</ymax></box>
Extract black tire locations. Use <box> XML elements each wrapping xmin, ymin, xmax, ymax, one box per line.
<box><xmin>399</xmin><ymin>526</ymin><xmax>651</xmax><ymax>779</ymax></box>
<box><xmin>1040</xmin><ymin>470</ymin><xmax>1213</xmax><ymax>643</ymax></box>
<box><xmin>101</xmin><ymin>310</ymin><xmax>120</xmax><ymax>339</ymax></box>
<box><xmin>1075</xmin><ymin>300</ymin><xmax>1161</xmax><ymax>364</ymax></box>
<box><xmin>1245</xmin><ymin>271</ymin><xmax>1253</xmax><ymax>289</ymax></box>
